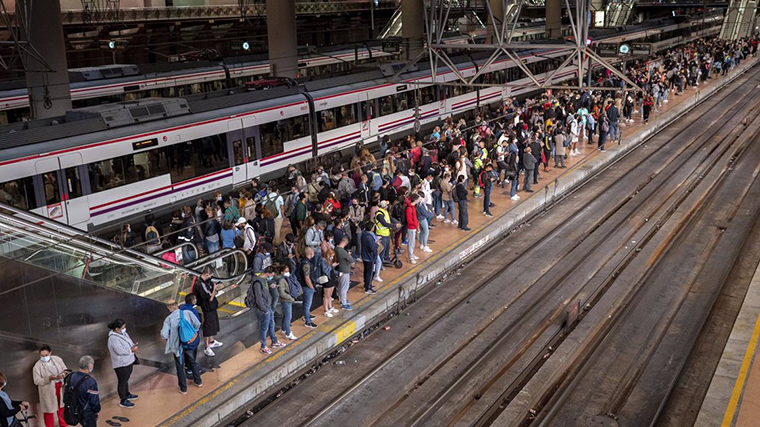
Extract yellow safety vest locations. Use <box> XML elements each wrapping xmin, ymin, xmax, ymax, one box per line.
<box><xmin>375</xmin><ymin>208</ymin><xmax>391</xmax><ymax>237</ymax></box>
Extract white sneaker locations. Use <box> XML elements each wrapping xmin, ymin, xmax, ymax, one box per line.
<box><xmin>375</xmin><ymin>276</ymin><xmax>383</xmax><ymax>282</ymax></box>
<box><xmin>330</xmin><ymin>307</ymin><xmax>339</xmax><ymax>313</ymax></box>
<box><xmin>436</xmin><ymin>215</ymin><xmax>444</xmax><ymax>220</ymax></box>
<box><xmin>444</xmin><ymin>219</ymin><xmax>450</xmax><ymax>224</ymax></box>
<box><xmin>324</xmin><ymin>311</ymin><xmax>333</xmax><ymax>318</ymax></box>
<box><xmin>453</xmin><ymin>220</ymin><xmax>459</xmax><ymax>225</ymax></box>
<box><xmin>511</xmin><ymin>195</ymin><xmax>519</xmax><ymax>201</ymax></box>
<box><xmin>209</xmin><ymin>340</ymin><xmax>223</xmax><ymax>348</ymax></box>
<box><xmin>423</xmin><ymin>247</ymin><xmax>432</xmax><ymax>253</ymax></box>
<box><xmin>285</xmin><ymin>332</ymin><xmax>298</xmax><ymax>340</ymax></box>
<box><xmin>412</xmin><ymin>255</ymin><xmax>419</xmax><ymax>260</ymax></box>
<box><xmin>204</xmin><ymin>347</ymin><xmax>215</xmax><ymax>357</ymax></box>
<box><xmin>410</xmin><ymin>259</ymin><xmax>417</xmax><ymax>264</ymax></box>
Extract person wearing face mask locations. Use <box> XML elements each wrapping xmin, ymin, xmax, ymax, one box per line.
<box><xmin>32</xmin><ymin>345</ymin><xmax>68</xmax><ymax>427</ymax></box>
<box><xmin>106</xmin><ymin>319</ymin><xmax>138</xmax><ymax>408</ymax></box>
<box><xmin>276</xmin><ymin>264</ymin><xmax>298</xmax><ymax>340</ymax></box>
<box><xmin>253</xmin><ymin>243</ymin><xmax>274</xmax><ymax>274</ymax></box>
<box><xmin>0</xmin><ymin>372</ymin><xmax>29</xmax><ymax>427</ymax></box>
<box><xmin>63</xmin><ymin>356</ymin><xmax>100</xmax><ymax>427</ymax></box>
<box><xmin>249</xmin><ymin>267</ymin><xmax>286</xmax><ymax>354</ymax></box>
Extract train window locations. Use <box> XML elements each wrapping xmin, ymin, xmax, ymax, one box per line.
<box><xmin>319</xmin><ymin>109</ymin><xmax>337</xmax><ymax>132</ymax></box>
<box><xmin>246</xmin><ymin>136</ymin><xmax>259</xmax><ymax>160</ymax></box>
<box><xmin>395</xmin><ymin>92</ymin><xmax>409</xmax><ymax>111</ymax></box>
<box><xmin>259</xmin><ymin>115</ymin><xmax>309</xmax><ymax>158</ymax></box>
<box><xmin>420</xmin><ymin>86</ymin><xmax>436</xmax><ymax>104</ymax></box>
<box><xmin>42</xmin><ymin>172</ymin><xmax>61</xmax><ymax>205</ymax></box>
<box><xmin>336</xmin><ymin>105</ymin><xmax>357</xmax><ymax>127</ymax></box>
<box><xmin>89</xmin><ymin>155</ymin><xmax>130</xmax><ymax>193</ymax></box>
<box><xmin>65</xmin><ymin>167</ymin><xmax>83</xmax><ymax>199</ymax></box>
<box><xmin>0</xmin><ymin>177</ymin><xmax>37</xmax><ymax>210</ymax></box>
<box><xmin>361</xmin><ymin>101</ymin><xmax>375</xmax><ymax>120</ymax></box>
<box><xmin>171</xmin><ymin>134</ymin><xmax>229</xmax><ymax>182</ymax></box>
<box><xmin>379</xmin><ymin>96</ymin><xmax>394</xmax><ymax>116</ymax></box>
<box><xmin>233</xmin><ymin>140</ymin><xmax>245</xmax><ymax>165</ymax></box>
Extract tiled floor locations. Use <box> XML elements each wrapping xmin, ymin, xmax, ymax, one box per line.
<box><xmin>90</xmin><ymin>81</ymin><xmax>713</xmax><ymax>427</ymax></box>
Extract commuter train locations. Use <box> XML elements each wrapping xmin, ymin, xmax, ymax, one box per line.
<box><xmin>0</xmin><ymin>16</ymin><xmax>723</xmax><ymax>231</ymax></box>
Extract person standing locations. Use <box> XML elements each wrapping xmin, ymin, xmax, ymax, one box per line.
<box><xmin>0</xmin><ymin>372</ymin><xmax>29</xmax><ymax>427</ymax></box>
<box><xmin>106</xmin><ymin>319</ymin><xmax>138</xmax><ymax>408</ymax></box>
<box><xmin>454</xmin><ymin>175</ymin><xmax>470</xmax><ymax>231</ymax></box>
<box><xmin>334</xmin><ymin>236</ymin><xmax>354</xmax><ymax>310</ymax></box>
<box><xmin>195</xmin><ymin>266</ymin><xmax>223</xmax><ymax>357</ymax></box>
<box><xmin>298</xmin><ymin>247</ymin><xmax>318</xmax><ymax>329</ymax></box>
<box><xmin>607</xmin><ymin>102</ymin><xmax>620</xmax><ymax>142</ymax></box>
<box><xmin>361</xmin><ymin>221</ymin><xmax>379</xmax><ymax>294</ymax></box>
<box><xmin>440</xmin><ymin>172</ymin><xmax>457</xmax><ymax>224</ymax></box>
<box><xmin>374</xmin><ymin>200</ymin><xmax>394</xmax><ymax>263</ymax></box>
<box><xmin>479</xmin><ymin>163</ymin><xmax>496</xmax><ymax>217</ymax></box>
<box><xmin>161</xmin><ymin>300</ymin><xmax>203</xmax><ymax>394</ymax></box>
<box><xmin>416</xmin><ymin>194</ymin><xmax>433</xmax><ymax>253</ymax></box>
<box><xmin>65</xmin><ymin>356</ymin><xmax>100</xmax><ymax>427</ymax></box>
<box><xmin>31</xmin><ymin>346</ymin><xmax>67</xmax><ymax>427</ymax></box>
<box><xmin>276</xmin><ymin>263</ymin><xmax>298</xmax><ymax>340</ymax></box>
<box><xmin>179</xmin><ymin>294</ymin><xmax>202</xmax><ymax>378</ymax></box>
<box><xmin>405</xmin><ymin>194</ymin><xmax>420</xmax><ymax>264</ymax></box>
<box><xmin>523</xmin><ymin>146</ymin><xmax>537</xmax><ymax>193</ymax></box>
<box><xmin>250</xmin><ymin>267</ymin><xmax>286</xmax><ymax>354</ymax></box>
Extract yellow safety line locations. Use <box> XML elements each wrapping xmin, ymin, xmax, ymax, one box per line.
<box><xmin>721</xmin><ymin>308</ymin><xmax>760</xmax><ymax>427</ymax></box>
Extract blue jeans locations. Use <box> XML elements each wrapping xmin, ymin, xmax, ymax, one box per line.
<box><xmin>510</xmin><ymin>176</ymin><xmax>519</xmax><ymax>197</ymax></box>
<box><xmin>443</xmin><ymin>200</ymin><xmax>455</xmax><ymax>221</ymax></box>
<box><xmin>302</xmin><ymin>286</ymin><xmax>315</xmax><ymax>324</ymax></box>
<box><xmin>483</xmin><ymin>184</ymin><xmax>492</xmax><ymax>214</ymax></box>
<box><xmin>175</xmin><ymin>346</ymin><xmax>201</xmax><ymax>392</ymax></box>
<box><xmin>419</xmin><ymin>219</ymin><xmax>429</xmax><ymax>248</ymax></box>
<box><xmin>81</xmin><ymin>412</ymin><xmax>97</xmax><ymax>427</ymax></box>
<box><xmin>205</xmin><ymin>238</ymin><xmax>219</xmax><ymax>254</ymax></box>
<box><xmin>281</xmin><ymin>302</ymin><xmax>292</xmax><ymax>336</ymax></box>
<box><xmin>257</xmin><ymin>309</ymin><xmax>278</xmax><ymax>348</ymax></box>
<box><xmin>433</xmin><ymin>192</ymin><xmax>442</xmax><ymax>216</ymax></box>
<box><xmin>609</xmin><ymin>122</ymin><xmax>619</xmax><ymax>142</ymax></box>
<box><xmin>380</xmin><ymin>235</ymin><xmax>391</xmax><ymax>262</ymax></box>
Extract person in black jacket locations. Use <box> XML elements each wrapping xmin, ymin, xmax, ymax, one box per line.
<box><xmin>0</xmin><ymin>372</ymin><xmax>29</xmax><ymax>427</ymax></box>
<box><xmin>454</xmin><ymin>175</ymin><xmax>470</xmax><ymax>231</ymax></box>
<box><xmin>195</xmin><ymin>267</ymin><xmax>223</xmax><ymax>357</ymax></box>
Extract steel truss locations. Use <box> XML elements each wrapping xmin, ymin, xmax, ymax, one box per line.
<box><xmin>394</xmin><ymin>0</ymin><xmax>642</xmax><ymax>92</ymax></box>
<box><xmin>0</xmin><ymin>0</ymin><xmax>52</xmax><ymax>73</ymax></box>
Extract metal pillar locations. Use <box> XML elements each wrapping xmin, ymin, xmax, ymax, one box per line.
<box><xmin>546</xmin><ymin>0</ymin><xmax>562</xmax><ymax>39</ymax></box>
<box><xmin>488</xmin><ymin>0</ymin><xmax>504</xmax><ymax>44</ymax></box>
<box><xmin>21</xmin><ymin>0</ymin><xmax>71</xmax><ymax>119</ymax></box>
<box><xmin>402</xmin><ymin>0</ymin><xmax>424</xmax><ymax>60</ymax></box>
<box><xmin>266</xmin><ymin>0</ymin><xmax>298</xmax><ymax>78</ymax></box>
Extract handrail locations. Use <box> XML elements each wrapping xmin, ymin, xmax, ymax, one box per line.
<box><xmin>186</xmin><ymin>249</ymin><xmax>249</xmax><ymax>285</ymax></box>
<box><xmin>0</xmin><ymin>203</ymin><xmax>237</xmax><ymax>283</ymax></box>
<box><xmin>154</xmin><ymin>241</ymin><xmax>199</xmax><ymax>258</ymax></box>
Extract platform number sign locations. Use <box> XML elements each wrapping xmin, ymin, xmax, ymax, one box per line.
<box><xmin>595</xmin><ymin>43</ymin><xmax>619</xmax><ymax>57</ymax></box>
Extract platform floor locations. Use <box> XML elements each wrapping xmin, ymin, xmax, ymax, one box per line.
<box><xmin>88</xmin><ymin>78</ymin><xmax>727</xmax><ymax>427</ymax></box>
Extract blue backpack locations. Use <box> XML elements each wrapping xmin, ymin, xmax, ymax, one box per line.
<box><xmin>178</xmin><ymin>308</ymin><xmax>199</xmax><ymax>349</ymax></box>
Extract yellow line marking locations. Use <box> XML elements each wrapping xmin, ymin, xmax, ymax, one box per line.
<box><xmin>721</xmin><ymin>308</ymin><xmax>760</xmax><ymax>427</ymax></box>
<box><xmin>335</xmin><ymin>320</ymin><xmax>356</xmax><ymax>345</ymax></box>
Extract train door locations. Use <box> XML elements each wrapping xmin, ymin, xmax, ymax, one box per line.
<box><xmin>59</xmin><ymin>153</ymin><xmax>90</xmax><ymax>227</ymax></box>
<box><xmin>243</xmin><ymin>124</ymin><xmax>261</xmax><ymax>181</ymax></box>
<box><xmin>360</xmin><ymin>96</ymin><xmax>373</xmax><ymax>140</ymax></box>
<box><xmin>34</xmin><ymin>158</ymin><xmax>69</xmax><ymax>224</ymax></box>
<box><xmin>227</xmin><ymin>119</ymin><xmax>247</xmax><ymax>185</ymax></box>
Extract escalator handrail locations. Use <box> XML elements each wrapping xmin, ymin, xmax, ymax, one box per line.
<box><xmin>186</xmin><ymin>248</ymin><xmax>249</xmax><ymax>285</ymax></box>
<box><xmin>0</xmin><ymin>204</ymin><xmax>237</xmax><ymax>283</ymax></box>
<box><xmin>154</xmin><ymin>241</ymin><xmax>200</xmax><ymax>258</ymax></box>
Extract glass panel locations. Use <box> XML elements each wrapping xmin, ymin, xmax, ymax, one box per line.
<box><xmin>246</xmin><ymin>136</ymin><xmax>259</xmax><ymax>160</ymax></box>
<box><xmin>171</xmin><ymin>134</ymin><xmax>229</xmax><ymax>183</ymax></box>
<box><xmin>233</xmin><ymin>140</ymin><xmax>245</xmax><ymax>165</ymax></box>
<box><xmin>336</xmin><ymin>105</ymin><xmax>357</xmax><ymax>127</ymax></box>
<box><xmin>319</xmin><ymin>109</ymin><xmax>337</xmax><ymax>132</ymax></box>
<box><xmin>379</xmin><ymin>95</ymin><xmax>394</xmax><ymax>116</ymax></box>
<box><xmin>0</xmin><ymin>176</ymin><xmax>37</xmax><ymax>210</ymax></box>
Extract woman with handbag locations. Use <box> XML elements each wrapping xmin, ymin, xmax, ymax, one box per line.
<box><xmin>107</xmin><ymin>319</ymin><xmax>139</xmax><ymax>409</ymax></box>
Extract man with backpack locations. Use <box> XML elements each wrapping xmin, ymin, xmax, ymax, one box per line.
<box><xmin>62</xmin><ymin>356</ymin><xmax>99</xmax><ymax>427</ymax></box>
<box><xmin>246</xmin><ymin>267</ymin><xmax>286</xmax><ymax>354</ymax></box>
<box><xmin>161</xmin><ymin>299</ymin><xmax>202</xmax><ymax>394</ymax></box>
<box><xmin>143</xmin><ymin>214</ymin><xmax>162</xmax><ymax>254</ymax></box>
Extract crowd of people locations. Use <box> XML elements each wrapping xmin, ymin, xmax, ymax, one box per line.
<box><xmin>2</xmin><ymin>33</ymin><xmax>757</xmax><ymax>427</ymax></box>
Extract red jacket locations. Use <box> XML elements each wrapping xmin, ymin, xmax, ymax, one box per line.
<box><xmin>405</xmin><ymin>201</ymin><xmax>419</xmax><ymax>230</ymax></box>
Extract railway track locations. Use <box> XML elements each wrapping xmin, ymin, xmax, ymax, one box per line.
<box><xmin>226</xmin><ymin>63</ymin><xmax>760</xmax><ymax>427</ymax></box>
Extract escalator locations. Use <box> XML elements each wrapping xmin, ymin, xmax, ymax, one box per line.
<box><xmin>0</xmin><ymin>201</ymin><xmax>254</xmax><ymax>403</ymax></box>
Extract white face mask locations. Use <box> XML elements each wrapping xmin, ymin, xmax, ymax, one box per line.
<box><xmin>41</xmin><ymin>356</ymin><xmax>51</xmax><ymax>363</ymax></box>
<box><xmin>121</xmin><ymin>327</ymin><xmax>127</xmax><ymax>334</ymax></box>
<box><xmin>283</xmin><ymin>272</ymin><xmax>291</xmax><ymax>278</ymax></box>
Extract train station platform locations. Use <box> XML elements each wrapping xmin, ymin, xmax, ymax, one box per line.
<box><xmin>90</xmin><ymin>58</ymin><xmax>760</xmax><ymax>427</ymax></box>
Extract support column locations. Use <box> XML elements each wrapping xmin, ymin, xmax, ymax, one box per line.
<box><xmin>22</xmin><ymin>0</ymin><xmax>72</xmax><ymax>120</ymax></box>
<box><xmin>402</xmin><ymin>0</ymin><xmax>424</xmax><ymax>60</ymax></box>
<box><xmin>487</xmin><ymin>0</ymin><xmax>503</xmax><ymax>44</ymax></box>
<box><xmin>546</xmin><ymin>0</ymin><xmax>562</xmax><ymax>39</ymax></box>
<box><xmin>266</xmin><ymin>0</ymin><xmax>298</xmax><ymax>78</ymax></box>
